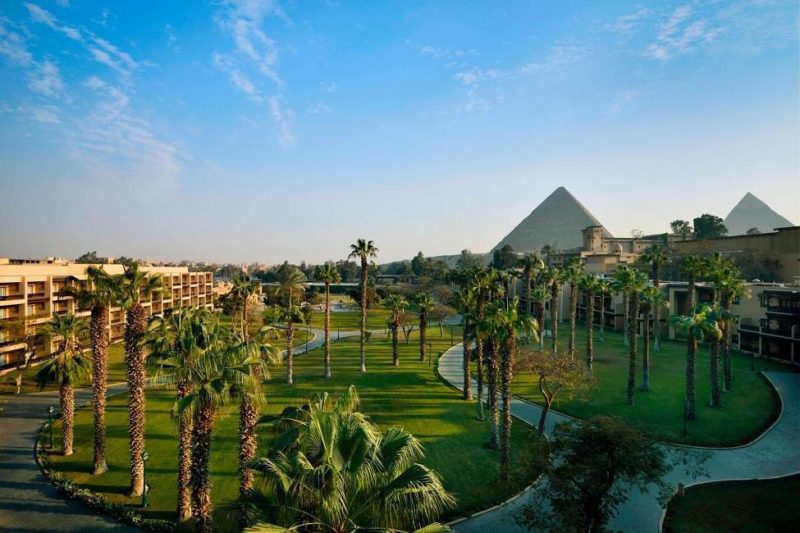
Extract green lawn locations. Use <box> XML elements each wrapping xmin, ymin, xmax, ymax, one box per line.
<box><xmin>45</xmin><ymin>330</ymin><xmax>541</xmax><ymax>530</ymax></box>
<box><xmin>509</xmin><ymin>325</ymin><xmax>789</xmax><ymax>446</ymax></box>
<box><xmin>307</xmin><ymin>307</ymin><xmax>395</xmax><ymax>331</ymax></box>
<box><xmin>664</xmin><ymin>475</ymin><xmax>800</xmax><ymax>532</ymax></box>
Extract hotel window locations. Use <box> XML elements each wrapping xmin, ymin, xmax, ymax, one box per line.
<box><xmin>0</xmin><ymin>308</ymin><xmax>6</xmax><ymax>319</ymax></box>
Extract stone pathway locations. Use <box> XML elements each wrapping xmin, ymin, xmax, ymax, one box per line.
<box><xmin>0</xmin><ymin>328</ymin><xmax>341</xmax><ymax>532</ymax></box>
<box><xmin>438</xmin><ymin>343</ymin><xmax>800</xmax><ymax>533</ymax></box>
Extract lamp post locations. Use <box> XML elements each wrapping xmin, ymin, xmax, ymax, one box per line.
<box><xmin>47</xmin><ymin>406</ymin><xmax>55</xmax><ymax>448</ymax></box>
<box><xmin>142</xmin><ymin>450</ymin><xmax>150</xmax><ymax>508</ymax></box>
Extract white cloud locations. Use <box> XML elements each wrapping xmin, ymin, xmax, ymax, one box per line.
<box><xmin>25</xmin><ymin>2</ymin><xmax>82</xmax><ymax>41</ymax></box>
<box><xmin>55</xmin><ymin>0</ymin><xmax>70</xmax><ymax>7</ymax></box>
<box><xmin>520</xmin><ymin>42</ymin><xmax>589</xmax><ymax>74</ymax></box>
<box><xmin>606</xmin><ymin>7</ymin><xmax>653</xmax><ymax>34</ymax></box>
<box><xmin>320</xmin><ymin>81</ymin><xmax>337</xmax><ymax>93</ymax></box>
<box><xmin>307</xmin><ymin>102</ymin><xmax>331</xmax><ymax>115</ymax></box>
<box><xmin>268</xmin><ymin>95</ymin><xmax>295</xmax><ymax>145</ymax></box>
<box><xmin>28</xmin><ymin>60</ymin><xmax>63</xmax><ymax>97</ymax></box>
<box><xmin>0</xmin><ymin>18</ymin><xmax>33</xmax><ymax>64</ymax></box>
<box><xmin>644</xmin><ymin>4</ymin><xmax>722</xmax><ymax>61</ymax></box>
<box><xmin>608</xmin><ymin>89</ymin><xmax>639</xmax><ymax>114</ymax></box>
<box><xmin>25</xmin><ymin>104</ymin><xmax>61</xmax><ymax>124</ymax></box>
<box><xmin>165</xmin><ymin>24</ymin><xmax>179</xmax><ymax>51</ymax></box>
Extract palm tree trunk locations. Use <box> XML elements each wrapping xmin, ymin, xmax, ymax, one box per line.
<box><xmin>537</xmin><ymin>301</ymin><xmax>545</xmax><ymax>351</ymax></box>
<box><xmin>125</xmin><ymin>303</ymin><xmax>146</xmax><ymax>497</ymax></box>
<box><xmin>242</xmin><ymin>296</ymin><xmax>248</xmax><ymax>338</ymax></box>
<box><xmin>599</xmin><ymin>292</ymin><xmax>606</xmax><ymax>342</ymax></box>
<box><xmin>286</xmin><ymin>322</ymin><xmax>294</xmax><ymax>385</ymax></box>
<box><xmin>653</xmin><ymin>267</ymin><xmax>661</xmax><ymax>352</ymax></box>
<box><xmin>550</xmin><ymin>284</ymin><xmax>559</xmax><ymax>356</ymax></box>
<box><xmin>359</xmin><ymin>259</ymin><xmax>368</xmax><ymax>373</ymax></box>
<box><xmin>686</xmin><ymin>334</ymin><xmax>697</xmax><ymax>420</ymax></box>
<box><xmin>710</xmin><ymin>339</ymin><xmax>721</xmax><ymax>407</ymax></box>
<box><xmin>722</xmin><ymin>295</ymin><xmax>733</xmax><ymax>393</ymax></box>
<box><xmin>585</xmin><ymin>290</ymin><xmax>594</xmax><ymax>379</ymax></box>
<box><xmin>90</xmin><ymin>305</ymin><xmax>109</xmax><ymax>474</ymax></box>
<box><xmin>324</xmin><ymin>284</ymin><xmax>332</xmax><ymax>378</ymax></box>
<box><xmin>462</xmin><ymin>335</ymin><xmax>471</xmax><ymax>400</ymax></box>
<box><xmin>176</xmin><ymin>379</ymin><xmax>192</xmax><ymax>522</ymax></box>
<box><xmin>392</xmin><ymin>322</ymin><xmax>400</xmax><ymax>366</ymax></box>
<box><xmin>641</xmin><ymin>307</ymin><xmax>650</xmax><ymax>391</ymax></box>
<box><xmin>487</xmin><ymin>341</ymin><xmax>499</xmax><ymax>449</ymax></box>
<box><xmin>622</xmin><ymin>293</ymin><xmax>629</xmax><ymax>347</ymax></box>
<box><xmin>419</xmin><ymin>311</ymin><xmax>427</xmax><ymax>362</ymax></box>
<box><xmin>626</xmin><ymin>294</ymin><xmax>638</xmax><ymax>405</ymax></box>
<box><xmin>525</xmin><ymin>273</ymin><xmax>532</xmax><ymax>316</ymax></box>
<box><xmin>500</xmin><ymin>333</ymin><xmax>514</xmax><ymax>481</ymax></box>
<box><xmin>60</xmin><ymin>382</ymin><xmax>74</xmax><ymax>456</ymax></box>
<box><xmin>475</xmin><ymin>339</ymin><xmax>484</xmax><ymax>419</ymax></box>
<box><xmin>192</xmin><ymin>400</ymin><xmax>214</xmax><ymax>533</ymax></box>
<box><xmin>568</xmin><ymin>283</ymin><xmax>577</xmax><ymax>358</ymax></box>
<box><xmin>238</xmin><ymin>396</ymin><xmax>258</xmax><ymax>497</ymax></box>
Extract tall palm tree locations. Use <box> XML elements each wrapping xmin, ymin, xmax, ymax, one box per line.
<box><xmin>348</xmin><ymin>239</ymin><xmax>379</xmax><ymax>373</ymax></box>
<box><xmin>250</xmin><ymin>386</ymin><xmax>455</xmax><ymax>531</ymax></box>
<box><xmin>384</xmin><ymin>294</ymin><xmax>408</xmax><ymax>367</ymax></box>
<box><xmin>517</xmin><ymin>253</ymin><xmax>544</xmax><ymax>317</ymax></box>
<box><xmin>452</xmin><ymin>287</ymin><xmax>475</xmax><ymax>400</ymax></box>
<box><xmin>60</xmin><ymin>267</ymin><xmax>122</xmax><ymax>475</ymax></box>
<box><xmin>416</xmin><ymin>293</ymin><xmax>435</xmax><ymax>362</ymax></box>
<box><xmin>699</xmin><ymin>305</ymin><xmax>731</xmax><ymax>408</ymax></box>
<box><xmin>612</xmin><ymin>265</ymin><xmax>636</xmax><ymax>348</ymax></box>
<box><xmin>313</xmin><ymin>262</ymin><xmax>341</xmax><ymax>378</ymax></box>
<box><xmin>477</xmin><ymin>302</ymin><xmax>503</xmax><ymax>449</ymax></box>
<box><xmin>540</xmin><ymin>266</ymin><xmax>562</xmax><ymax>356</ymax></box>
<box><xmin>596</xmin><ymin>277</ymin><xmax>612</xmax><ymax>343</ymax></box>
<box><xmin>231</xmin><ymin>274</ymin><xmax>261</xmax><ymax>338</ymax></box>
<box><xmin>578</xmin><ymin>273</ymin><xmax>600</xmax><ymax>378</ymax></box>
<box><xmin>562</xmin><ymin>258</ymin><xmax>584</xmax><ymax>359</ymax></box>
<box><xmin>172</xmin><ymin>317</ymin><xmax>263</xmax><ymax>533</ymax></box>
<box><xmin>716</xmin><ymin>268</ymin><xmax>746</xmax><ymax>393</ymax></box>
<box><xmin>36</xmin><ymin>313</ymin><xmax>90</xmax><ymax>457</ymax></box>
<box><xmin>279</xmin><ymin>304</ymin><xmax>305</xmax><ymax>385</ymax></box>
<box><xmin>638</xmin><ymin>286</ymin><xmax>666</xmax><ymax>392</ymax></box>
<box><xmin>624</xmin><ymin>270</ymin><xmax>649</xmax><ymax>405</ymax></box>
<box><xmin>279</xmin><ymin>267</ymin><xmax>306</xmax><ymax>307</ymax></box>
<box><xmin>639</xmin><ymin>245</ymin><xmax>670</xmax><ymax>352</ymax></box>
<box><xmin>119</xmin><ymin>262</ymin><xmax>162</xmax><ymax>497</ymax></box>
<box><xmin>679</xmin><ymin>255</ymin><xmax>707</xmax><ymax>421</ymax></box>
<box><xmin>670</xmin><ymin>307</ymin><xmax>704</xmax><ymax>420</ymax></box>
<box><xmin>530</xmin><ymin>283</ymin><xmax>550</xmax><ymax>351</ymax></box>
<box><xmin>467</xmin><ymin>269</ymin><xmax>503</xmax><ymax>420</ymax></box>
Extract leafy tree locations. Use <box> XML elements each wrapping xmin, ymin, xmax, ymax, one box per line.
<box><xmin>491</xmin><ymin>244</ymin><xmax>517</xmax><ymax>270</ymax></box>
<box><xmin>693</xmin><ymin>214</ymin><xmax>728</xmax><ymax>239</ymax></box>
<box><xmin>349</xmin><ymin>239</ymin><xmax>379</xmax><ymax>373</ymax></box>
<box><xmin>670</xmin><ymin>219</ymin><xmax>693</xmax><ymax>240</ymax></box>
<box><xmin>60</xmin><ymin>267</ymin><xmax>123</xmax><ymax>474</ymax></box>
<box><xmin>746</xmin><ymin>227</ymin><xmax>761</xmax><ymax>235</ymax></box>
<box><xmin>36</xmin><ymin>313</ymin><xmax>90</xmax><ymax>456</ymax></box>
<box><xmin>411</xmin><ymin>251</ymin><xmax>426</xmax><ymax>276</ymax></box>
<box><xmin>119</xmin><ymin>262</ymin><xmax>162</xmax><ymax>497</ymax></box>
<box><xmin>732</xmin><ymin>250</ymin><xmax>781</xmax><ymax>282</ymax></box>
<box><xmin>75</xmin><ymin>250</ymin><xmax>100</xmax><ymax>264</ymax></box>
<box><xmin>519</xmin><ymin>416</ymin><xmax>700</xmax><ymax>533</ymax></box>
<box><xmin>313</xmin><ymin>262</ymin><xmax>341</xmax><ymax>378</ymax></box>
<box><xmin>456</xmin><ymin>248</ymin><xmax>483</xmax><ymax>270</ymax></box>
<box><xmin>248</xmin><ymin>387</ymin><xmax>455</xmax><ymax>531</ymax></box>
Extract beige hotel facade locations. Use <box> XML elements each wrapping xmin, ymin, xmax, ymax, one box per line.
<box><xmin>0</xmin><ymin>259</ymin><xmax>213</xmax><ymax>371</ymax></box>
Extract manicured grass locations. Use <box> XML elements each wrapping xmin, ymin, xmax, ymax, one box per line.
<box><xmin>664</xmin><ymin>475</ymin><xmax>800</xmax><ymax>532</ymax></box>
<box><xmin>46</xmin><ymin>330</ymin><xmax>541</xmax><ymax>530</ymax></box>
<box><xmin>307</xmin><ymin>306</ymin><xmax>395</xmax><ymax>331</ymax></box>
<box><xmin>509</xmin><ymin>324</ymin><xmax>789</xmax><ymax>446</ymax></box>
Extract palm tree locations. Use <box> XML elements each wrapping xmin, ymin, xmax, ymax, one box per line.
<box><xmin>171</xmin><ymin>316</ymin><xmax>263</xmax><ymax>533</ymax></box>
<box><xmin>416</xmin><ymin>293</ymin><xmax>435</xmax><ymax>362</ymax></box>
<box><xmin>517</xmin><ymin>253</ymin><xmax>544</xmax><ymax>317</ymax></box>
<box><xmin>699</xmin><ymin>305</ymin><xmax>730</xmax><ymax>408</ymax></box>
<box><xmin>716</xmin><ymin>268</ymin><xmax>746</xmax><ymax>393</ymax></box>
<box><xmin>348</xmin><ymin>239</ymin><xmax>379</xmax><ymax>373</ymax></box>
<box><xmin>477</xmin><ymin>302</ymin><xmax>503</xmax><ymax>448</ymax></box>
<box><xmin>638</xmin><ymin>286</ymin><xmax>666</xmax><ymax>392</ymax></box>
<box><xmin>60</xmin><ymin>267</ymin><xmax>122</xmax><ymax>475</ymax></box>
<box><xmin>384</xmin><ymin>294</ymin><xmax>408</xmax><ymax>367</ymax></box>
<box><xmin>530</xmin><ymin>283</ymin><xmax>550</xmax><ymax>351</ymax></box>
<box><xmin>279</xmin><ymin>304</ymin><xmax>305</xmax><ymax>385</ymax></box>
<box><xmin>467</xmin><ymin>269</ymin><xmax>503</xmax><ymax>420</ymax></box>
<box><xmin>452</xmin><ymin>287</ymin><xmax>475</xmax><ymax>400</ymax></box>
<box><xmin>679</xmin><ymin>255</ymin><xmax>707</xmax><ymax>420</ymax></box>
<box><xmin>249</xmin><ymin>386</ymin><xmax>455</xmax><ymax>531</ymax></box>
<box><xmin>119</xmin><ymin>262</ymin><xmax>162</xmax><ymax>497</ymax></box>
<box><xmin>639</xmin><ymin>245</ymin><xmax>670</xmax><ymax>352</ymax></box>
<box><xmin>231</xmin><ymin>274</ymin><xmax>261</xmax><ymax>338</ymax></box>
<box><xmin>36</xmin><ymin>313</ymin><xmax>90</xmax><ymax>456</ymax></box>
<box><xmin>540</xmin><ymin>266</ymin><xmax>561</xmax><ymax>356</ymax></box>
<box><xmin>612</xmin><ymin>265</ymin><xmax>636</xmax><ymax>348</ymax></box>
<box><xmin>562</xmin><ymin>258</ymin><xmax>584</xmax><ymax>359</ymax></box>
<box><xmin>578</xmin><ymin>273</ymin><xmax>600</xmax><ymax>378</ymax></box>
<box><xmin>624</xmin><ymin>270</ymin><xmax>648</xmax><ymax>405</ymax></box>
<box><xmin>313</xmin><ymin>262</ymin><xmax>341</xmax><ymax>378</ymax></box>
<box><xmin>596</xmin><ymin>277</ymin><xmax>612</xmax><ymax>343</ymax></box>
<box><xmin>670</xmin><ymin>307</ymin><xmax>703</xmax><ymax>420</ymax></box>
<box><xmin>279</xmin><ymin>266</ymin><xmax>306</xmax><ymax>307</ymax></box>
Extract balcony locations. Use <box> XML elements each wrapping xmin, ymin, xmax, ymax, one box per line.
<box><xmin>27</xmin><ymin>293</ymin><xmax>47</xmax><ymax>302</ymax></box>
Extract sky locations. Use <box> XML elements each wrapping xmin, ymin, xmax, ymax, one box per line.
<box><xmin>0</xmin><ymin>0</ymin><xmax>798</xmax><ymax>265</ymax></box>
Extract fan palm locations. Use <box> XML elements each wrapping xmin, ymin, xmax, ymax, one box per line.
<box><xmin>250</xmin><ymin>386</ymin><xmax>455</xmax><ymax>532</ymax></box>
<box><xmin>639</xmin><ymin>245</ymin><xmax>670</xmax><ymax>352</ymax></box>
<box><xmin>36</xmin><ymin>313</ymin><xmax>90</xmax><ymax>456</ymax></box>
<box><xmin>698</xmin><ymin>305</ymin><xmax>733</xmax><ymax>407</ymax></box>
<box><xmin>713</xmin><ymin>265</ymin><xmax>747</xmax><ymax>393</ymax></box>
<box><xmin>476</xmin><ymin>302</ymin><xmax>503</xmax><ymax>449</ymax></box>
<box><xmin>517</xmin><ymin>253</ymin><xmax>544</xmax><ymax>317</ymax></box>
<box><xmin>279</xmin><ymin>304</ymin><xmax>305</xmax><ymax>385</ymax></box>
<box><xmin>231</xmin><ymin>274</ymin><xmax>261</xmax><ymax>338</ymax></box>
<box><xmin>612</xmin><ymin>265</ymin><xmax>636</xmax><ymax>348</ymax></box>
<box><xmin>119</xmin><ymin>262</ymin><xmax>162</xmax><ymax>497</ymax></box>
<box><xmin>540</xmin><ymin>266</ymin><xmax>562</xmax><ymax>356</ymax></box>
<box><xmin>384</xmin><ymin>294</ymin><xmax>408</xmax><ymax>367</ymax></box>
<box><xmin>530</xmin><ymin>283</ymin><xmax>550</xmax><ymax>351</ymax></box>
<box><xmin>279</xmin><ymin>267</ymin><xmax>306</xmax><ymax>306</ymax></box>
<box><xmin>623</xmin><ymin>270</ymin><xmax>649</xmax><ymax>405</ymax></box>
<box><xmin>416</xmin><ymin>293</ymin><xmax>435</xmax><ymax>362</ymax></box>
<box><xmin>639</xmin><ymin>286</ymin><xmax>667</xmax><ymax>392</ymax></box>
<box><xmin>313</xmin><ymin>262</ymin><xmax>341</xmax><ymax>378</ymax></box>
<box><xmin>466</xmin><ymin>269</ymin><xmax>503</xmax><ymax>420</ymax></box>
<box><xmin>578</xmin><ymin>273</ymin><xmax>601</xmax><ymax>378</ymax></box>
<box><xmin>452</xmin><ymin>287</ymin><xmax>475</xmax><ymax>400</ymax></box>
<box><xmin>670</xmin><ymin>305</ymin><xmax>706</xmax><ymax>421</ymax></box>
<box><xmin>596</xmin><ymin>277</ymin><xmax>612</xmax><ymax>343</ymax></box>
<box><xmin>60</xmin><ymin>267</ymin><xmax>123</xmax><ymax>474</ymax></box>
<box><xmin>562</xmin><ymin>258</ymin><xmax>585</xmax><ymax>359</ymax></box>
<box><xmin>348</xmin><ymin>239</ymin><xmax>379</xmax><ymax>373</ymax></box>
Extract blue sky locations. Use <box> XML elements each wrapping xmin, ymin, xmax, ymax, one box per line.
<box><xmin>1</xmin><ymin>1</ymin><xmax>797</xmax><ymax>264</ymax></box>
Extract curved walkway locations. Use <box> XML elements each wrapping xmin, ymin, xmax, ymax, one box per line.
<box><xmin>0</xmin><ymin>329</ymin><xmax>338</xmax><ymax>532</ymax></box>
<box><xmin>438</xmin><ymin>343</ymin><xmax>800</xmax><ymax>533</ymax></box>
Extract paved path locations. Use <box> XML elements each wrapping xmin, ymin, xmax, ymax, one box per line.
<box><xmin>438</xmin><ymin>343</ymin><xmax>800</xmax><ymax>533</ymax></box>
<box><xmin>0</xmin><ymin>329</ymin><xmax>338</xmax><ymax>532</ymax></box>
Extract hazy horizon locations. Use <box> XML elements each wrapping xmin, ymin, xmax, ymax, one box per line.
<box><xmin>2</xmin><ymin>1</ymin><xmax>798</xmax><ymax>264</ymax></box>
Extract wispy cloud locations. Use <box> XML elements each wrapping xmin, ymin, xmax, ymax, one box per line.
<box><xmin>165</xmin><ymin>24</ymin><xmax>179</xmax><ymax>52</ymax></box>
<box><xmin>0</xmin><ymin>17</ymin><xmax>34</xmax><ymax>64</ymax></box>
<box><xmin>520</xmin><ymin>41</ymin><xmax>590</xmax><ymax>74</ymax></box>
<box><xmin>307</xmin><ymin>102</ymin><xmax>331</xmax><ymax>115</ymax></box>
<box><xmin>25</xmin><ymin>2</ymin><xmax>82</xmax><ymax>41</ymax></box>
<box><xmin>608</xmin><ymin>89</ymin><xmax>639</xmax><ymax>114</ymax></box>
<box><xmin>606</xmin><ymin>7</ymin><xmax>653</xmax><ymax>35</ymax></box>
<box><xmin>28</xmin><ymin>60</ymin><xmax>63</xmax><ymax>97</ymax></box>
<box><xmin>644</xmin><ymin>5</ymin><xmax>722</xmax><ymax>61</ymax></box>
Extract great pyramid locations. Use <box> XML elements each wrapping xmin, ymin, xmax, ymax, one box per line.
<box><xmin>492</xmin><ymin>187</ymin><xmax>612</xmax><ymax>253</ymax></box>
<box><xmin>723</xmin><ymin>193</ymin><xmax>794</xmax><ymax>236</ymax></box>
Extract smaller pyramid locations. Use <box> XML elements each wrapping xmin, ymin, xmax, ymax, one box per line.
<box><xmin>723</xmin><ymin>193</ymin><xmax>794</xmax><ymax>235</ymax></box>
<box><xmin>492</xmin><ymin>187</ymin><xmax>612</xmax><ymax>253</ymax></box>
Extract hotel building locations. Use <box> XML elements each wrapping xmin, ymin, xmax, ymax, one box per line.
<box><xmin>0</xmin><ymin>259</ymin><xmax>213</xmax><ymax>372</ymax></box>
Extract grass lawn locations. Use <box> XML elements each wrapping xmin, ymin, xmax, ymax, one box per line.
<box><xmin>45</xmin><ymin>329</ymin><xmax>541</xmax><ymax>530</ymax></box>
<box><xmin>508</xmin><ymin>324</ymin><xmax>789</xmax><ymax>446</ymax></box>
<box><xmin>663</xmin><ymin>475</ymin><xmax>800</xmax><ymax>532</ymax></box>
<box><xmin>307</xmin><ymin>306</ymin><xmax>394</xmax><ymax>331</ymax></box>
